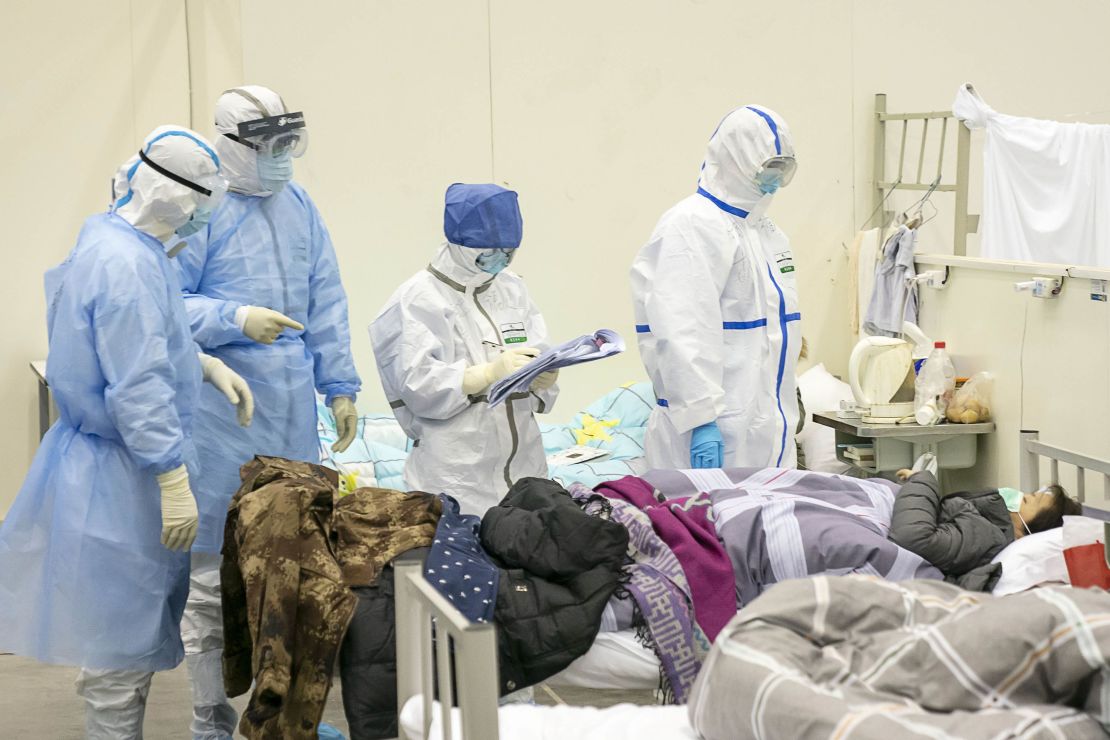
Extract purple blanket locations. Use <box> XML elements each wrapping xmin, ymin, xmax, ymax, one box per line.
<box><xmin>594</xmin><ymin>476</ymin><xmax>736</xmax><ymax>642</ymax></box>
<box><xmin>641</xmin><ymin>468</ymin><xmax>942</xmax><ymax>607</ymax></box>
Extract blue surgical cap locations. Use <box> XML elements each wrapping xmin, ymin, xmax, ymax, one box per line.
<box><xmin>443</xmin><ymin>183</ymin><xmax>523</xmax><ymax>249</ymax></box>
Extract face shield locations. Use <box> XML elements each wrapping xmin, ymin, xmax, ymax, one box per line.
<box><xmin>754</xmin><ymin>155</ymin><xmax>797</xmax><ymax>195</ymax></box>
<box><xmin>227</xmin><ymin>112</ymin><xmax>307</xmax><ymax>193</ymax></box>
<box><xmin>229</xmin><ymin>112</ymin><xmax>309</xmax><ymax>159</ymax></box>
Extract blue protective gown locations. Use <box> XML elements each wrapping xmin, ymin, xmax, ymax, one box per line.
<box><xmin>176</xmin><ymin>183</ymin><xmax>361</xmax><ymax>552</ymax></box>
<box><xmin>0</xmin><ymin>213</ymin><xmax>202</xmax><ymax>671</ymax></box>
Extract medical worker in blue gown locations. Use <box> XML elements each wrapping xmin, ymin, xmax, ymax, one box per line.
<box><xmin>0</xmin><ymin>126</ymin><xmax>253</xmax><ymax>739</ymax></box>
<box><xmin>631</xmin><ymin>105</ymin><xmax>801</xmax><ymax>471</ymax></box>
<box><xmin>175</xmin><ymin>85</ymin><xmax>362</xmax><ymax>738</ymax></box>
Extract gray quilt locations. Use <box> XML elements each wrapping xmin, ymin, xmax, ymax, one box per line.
<box><xmin>641</xmin><ymin>468</ymin><xmax>942</xmax><ymax>606</ymax></box>
<box><xmin>689</xmin><ymin>575</ymin><xmax>1110</xmax><ymax>739</ymax></box>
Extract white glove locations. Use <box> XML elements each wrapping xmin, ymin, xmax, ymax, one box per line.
<box><xmin>198</xmin><ymin>353</ymin><xmax>254</xmax><ymax>427</ymax></box>
<box><xmin>235</xmin><ymin>305</ymin><xmax>304</xmax><ymax>345</ymax></box>
<box><xmin>330</xmin><ymin>397</ymin><xmax>358</xmax><ymax>453</ymax></box>
<box><xmin>156</xmin><ymin>464</ymin><xmax>198</xmax><ymax>551</ymax></box>
<box><xmin>461</xmin><ymin>347</ymin><xmax>538</xmax><ymax>395</ymax></box>
<box><xmin>530</xmin><ymin>369</ymin><xmax>558</xmax><ymax>392</ymax></box>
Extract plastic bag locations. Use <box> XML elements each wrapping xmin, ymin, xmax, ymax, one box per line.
<box><xmin>1062</xmin><ymin>516</ymin><xmax>1110</xmax><ymax>589</ymax></box>
<box><xmin>946</xmin><ymin>371</ymin><xmax>994</xmax><ymax>423</ymax></box>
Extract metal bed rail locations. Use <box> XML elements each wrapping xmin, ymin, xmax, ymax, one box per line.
<box><xmin>872</xmin><ymin>93</ymin><xmax>975</xmax><ymax>255</ymax></box>
<box><xmin>395</xmin><ymin>555</ymin><xmax>500</xmax><ymax>740</ymax></box>
<box><xmin>1019</xmin><ymin>430</ymin><xmax>1110</xmax><ymax>505</ymax></box>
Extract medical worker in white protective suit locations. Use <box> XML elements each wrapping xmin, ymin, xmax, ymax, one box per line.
<box><xmin>371</xmin><ymin>183</ymin><xmax>558</xmax><ymax>515</ymax></box>
<box><xmin>631</xmin><ymin>105</ymin><xmax>801</xmax><ymax>470</ymax></box>
<box><xmin>0</xmin><ymin>126</ymin><xmax>253</xmax><ymax>739</ymax></box>
<box><xmin>174</xmin><ymin>86</ymin><xmax>362</xmax><ymax>739</ymax></box>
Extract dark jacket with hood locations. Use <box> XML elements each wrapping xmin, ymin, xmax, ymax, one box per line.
<box><xmin>889</xmin><ymin>471</ymin><xmax>1014</xmax><ymax>591</ymax></box>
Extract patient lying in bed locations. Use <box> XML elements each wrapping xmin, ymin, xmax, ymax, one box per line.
<box><xmin>890</xmin><ymin>466</ymin><xmax>1081</xmax><ymax>590</ymax></box>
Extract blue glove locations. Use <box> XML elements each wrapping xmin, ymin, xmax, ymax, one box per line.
<box><xmin>689</xmin><ymin>421</ymin><xmax>724</xmax><ymax>469</ymax></box>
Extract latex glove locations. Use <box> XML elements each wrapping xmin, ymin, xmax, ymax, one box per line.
<box><xmin>198</xmin><ymin>353</ymin><xmax>254</xmax><ymax>427</ymax></box>
<box><xmin>156</xmin><ymin>465</ymin><xmax>198</xmax><ymax>551</ymax></box>
<box><xmin>530</xmin><ymin>369</ymin><xmax>558</xmax><ymax>392</ymax></box>
<box><xmin>330</xmin><ymin>397</ymin><xmax>358</xmax><ymax>453</ymax></box>
<box><xmin>461</xmin><ymin>347</ymin><xmax>539</xmax><ymax>395</ymax></box>
<box><xmin>689</xmin><ymin>421</ymin><xmax>724</xmax><ymax>469</ymax></box>
<box><xmin>235</xmin><ymin>305</ymin><xmax>304</xmax><ymax>345</ymax></box>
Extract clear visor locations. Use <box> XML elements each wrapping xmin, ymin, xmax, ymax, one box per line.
<box><xmin>477</xmin><ymin>247</ymin><xmax>515</xmax><ymax>259</ymax></box>
<box><xmin>251</xmin><ymin>129</ymin><xmax>309</xmax><ymax>159</ymax></box>
<box><xmin>757</xmin><ymin>156</ymin><xmax>797</xmax><ymax>188</ymax></box>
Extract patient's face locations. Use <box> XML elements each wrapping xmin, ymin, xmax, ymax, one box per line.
<box><xmin>1019</xmin><ymin>489</ymin><xmax>1056</xmax><ymax>522</ymax></box>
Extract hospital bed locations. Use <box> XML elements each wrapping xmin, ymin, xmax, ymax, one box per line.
<box><xmin>392</xmin><ymin>429</ymin><xmax>1110</xmax><ymax>740</ymax></box>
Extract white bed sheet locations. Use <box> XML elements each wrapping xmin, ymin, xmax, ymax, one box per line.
<box><xmin>546</xmin><ymin>630</ymin><xmax>660</xmax><ymax>690</ymax></box>
<box><xmin>400</xmin><ymin>696</ymin><xmax>695</xmax><ymax>740</ymax></box>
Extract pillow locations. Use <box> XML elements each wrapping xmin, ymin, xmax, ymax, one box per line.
<box><xmin>990</xmin><ymin>528</ymin><xmax>1067</xmax><ymax>596</ymax></box>
<box><xmin>796</xmin><ymin>363</ymin><xmax>854</xmax><ymax>474</ymax></box>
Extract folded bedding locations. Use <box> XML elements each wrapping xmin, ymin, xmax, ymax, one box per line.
<box><xmin>689</xmin><ymin>574</ymin><xmax>1110</xmax><ymax>739</ymax></box>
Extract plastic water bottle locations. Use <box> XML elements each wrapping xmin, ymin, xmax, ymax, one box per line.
<box><xmin>914</xmin><ymin>341</ymin><xmax>956</xmax><ymax>425</ymax></box>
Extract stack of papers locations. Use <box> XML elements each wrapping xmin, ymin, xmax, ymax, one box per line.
<box><xmin>546</xmin><ymin>446</ymin><xmax>613</xmax><ymax>466</ymax></box>
<box><xmin>488</xmin><ymin>329</ymin><xmax>625</xmax><ymax>407</ymax></box>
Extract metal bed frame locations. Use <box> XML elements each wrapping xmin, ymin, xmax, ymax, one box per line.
<box><xmin>395</xmin><ymin>554</ymin><xmax>500</xmax><ymax>740</ymax></box>
<box><xmin>872</xmin><ymin>93</ymin><xmax>976</xmax><ymax>256</ymax></box>
<box><xmin>1019</xmin><ymin>430</ymin><xmax>1110</xmax><ymax>504</ymax></box>
<box><xmin>1019</xmin><ymin>429</ymin><xmax>1110</xmax><ymax>563</ymax></box>
<box><xmin>392</xmin><ymin>439</ymin><xmax>1110</xmax><ymax>740</ymax></box>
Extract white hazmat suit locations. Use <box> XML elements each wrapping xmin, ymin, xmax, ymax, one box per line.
<box><xmin>631</xmin><ymin>105</ymin><xmax>802</xmax><ymax>470</ymax></box>
<box><xmin>371</xmin><ymin>189</ymin><xmax>557</xmax><ymax>515</ymax></box>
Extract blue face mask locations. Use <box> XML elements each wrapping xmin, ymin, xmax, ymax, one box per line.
<box><xmin>257</xmin><ymin>152</ymin><xmax>294</xmax><ymax>193</ymax></box>
<box><xmin>174</xmin><ymin>205</ymin><xmax>213</xmax><ymax>238</ymax></box>
<box><xmin>476</xmin><ymin>249</ymin><xmax>513</xmax><ymax>275</ymax></box>
<box><xmin>755</xmin><ymin>170</ymin><xmax>784</xmax><ymax>195</ymax></box>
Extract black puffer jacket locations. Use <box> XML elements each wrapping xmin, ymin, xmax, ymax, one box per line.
<box><xmin>889</xmin><ymin>471</ymin><xmax>1014</xmax><ymax>591</ymax></box>
<box><xmin>480</xmin><ymin>477</ymin><xmax>629</xmax><ymax>694</ymax></box>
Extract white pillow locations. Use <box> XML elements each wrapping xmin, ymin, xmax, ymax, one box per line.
<box><xmin>990</xmin><ymin>528</ymin><xmax>1067</xmax><ymax>596</ymax></box>
<box><xmin>797</xmin><ymin>363</ymin><xmax>854</xmax><ymax>474</ymax></box>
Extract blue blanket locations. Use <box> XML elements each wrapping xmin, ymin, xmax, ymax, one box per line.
<box><xmin>317</xmin><ymin>382</ymin><xmax>654</xmax><ymax>491</ymax></box>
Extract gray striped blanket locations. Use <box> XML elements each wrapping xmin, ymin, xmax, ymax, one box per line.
<box><xmin>641</xmin><ymin>468</ymin><xmax>943</xmax><ymax>606</ymax></box>
<box><xmin>689</xmin><ymin>575</ymin><xmax>1110</xmax><ymax>739</ymax></box>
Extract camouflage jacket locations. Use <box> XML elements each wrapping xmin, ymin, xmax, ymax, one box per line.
<box><xmin>221</xmin><ymin>456</ymin><xmax>441</xmax><ymax>739</ymax></box>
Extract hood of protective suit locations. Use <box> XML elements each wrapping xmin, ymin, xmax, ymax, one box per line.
<box><xmin>429</xmin><ymin>242</ymin><xmax>502</xmax><ymax>288</ymax></box>
<box><xmin>214</xmin><ymin>85</ymin><xmax>289</xmax><ymax>196</ymax></box>
<box><xmin>111</xmin><ymin>125</ymin><xmax>221</xmax><ymax>243</ymax></box>
<box><xmin>698</xmin><ymin>105</ymin><xmax>794</xmax><ymax>218</ymax></box>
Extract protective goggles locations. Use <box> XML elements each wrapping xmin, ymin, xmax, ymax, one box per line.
<box><xmin>138</xmin><ymin>149</ymin><xmax>228</xmax><ymax>207</ymax></box>
<box><xmin>756</xmin><ymin>155</ymin><xmax>797</xmax><ymax>188</ymax></box>
<box><xmin>227</xmin><ymin>112</ymin><xmax>309</xmax><ymax>158</ymax></box>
